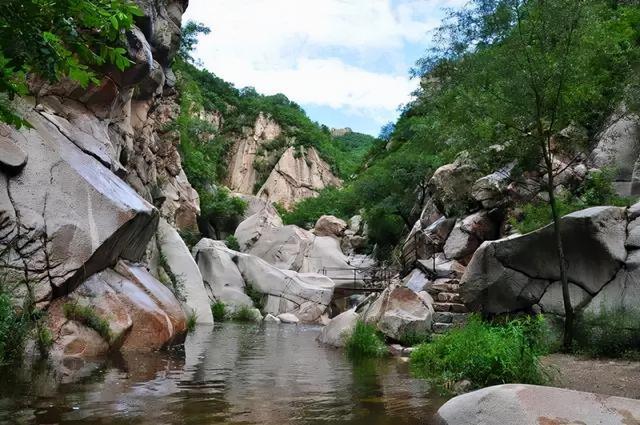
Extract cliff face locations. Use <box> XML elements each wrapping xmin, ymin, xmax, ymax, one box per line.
<box><xmin>0</xmin><ymin>0</ymin><xmax>215</xmax><ymax>365</ymax></box>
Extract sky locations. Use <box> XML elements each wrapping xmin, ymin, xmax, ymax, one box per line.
<box><xmin>183</xmin><ymin>0</ymin><xmax>466</xmax><ymax>136</ymax></box>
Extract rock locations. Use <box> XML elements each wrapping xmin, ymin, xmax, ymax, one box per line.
<box><xmin>257</xmin><ymin>146</ymin><xmax>342</xmax><ymax>210</ymax></box>
<box><xmin>626</xmin><ymin>217</ymin><xmax>640</xmax><ymax>249</ymax></box>
<box><xmin>155</xmin><ymin>219</ymin><xmax>213</xmax><ymax>323</ymax></box>
<box><xmin>452</xmin><ymin>380</ymin><xmax>472</xmax><ymax>394</ymax></box>
<box><xmin>404</xmin><ymin>216</ymin><xmax>456</xmax><ymax>262</ymax></box>
<box><xmin>314</xmin><ymin>215</ymin><xmax>347</xmax><ymax>237</ymax></box>
<box><xmin>583</xmin><ymin>268</ymin><xmax>640</xmax><ymax>321</ymax></box>
<box><xmin>0</xmin><ymin>103</ymin><xmax>158</xmax><ymax>306</ymax></box>
<box><xmin>192</xmin><ymin>238</ymin><xmax>253</xmax><ymax>308</ymax></box>
<box><xmin>461</xmin><ymin>206</ymin><xmax>627</xmax><ymax>314</ymax></box>
<box><xmin>591</xmin><ymin>109</ymin><xmax>640</xmax><ymax>196</ymax></box>
<box><xmin>348</xmin><ymin>215</ymin><xmax>363</xmax><ymax>234</ymax></box>
<box><xmin>246</xmin><ymin>308</ymin><xmax>263</xmax><ymax>322</ymax></box>
<box><xmin>538</xmin><ymin>281</ymin><xmax>592</xmax><ymax>315</ymax></box>
<box><xmin>435</xmin><ymin>384</ymin><xmax>640</xmax><ymax>425</ymax></box>
<box><xmin>226</xmin><ymin>113</ymin><xmax>283</xmax><ymax>194</ymax></box>
<box><xmin>317</xmin><ymin>309</ymin><xmax>359</xmax><ymax>347</ymax></box>
<box><xmin>363</xmin><ymin>286</ymin><xmax>434</xmax><ymax>341</ymax></box>
<box><xmin>277</xmin><ymin>313</ymin><xmax>300</xmax><ymax>324</ymax></box>
<box><xmin>0</xmin><ymin>138</ymin><xmax>28</xmax><ymax>174</ymax></box>
<box><xmin>234</xmin><ymin>202</ymin><xmax>283</xmax><ymax>251</ymax></box>
<box><xmin>417</xmin><ymin>254</ymin><xmax>466</xmax><ymax>279</ymax></box>
<box><xmin>471</xmin><ymin>165</ymin><xmax>512</xmax><ymax>209</ymax></box>
<box><xmin>428</xmin><ymin>154</ymin><xmax>482</xmax><ymax>216</ymax></box>
<box><xmin>443</xmin><ymin>211</ymin><xmax>498</xmax><ymax>263</ymax></box>
<box><xmin>263</xmin><ymin>313</ymin><xmax>281</xmax><ymax>323</ymax></box>
<box><xmin>403</xmin><ymin>269</ymin><xmax>430</xmax><ymax>293</ymax></box>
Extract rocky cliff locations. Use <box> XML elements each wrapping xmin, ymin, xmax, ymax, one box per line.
<box><xmin>0</xmin><ymin>0</ymin><xmax>218</xmax><ymax>367</ymax></box>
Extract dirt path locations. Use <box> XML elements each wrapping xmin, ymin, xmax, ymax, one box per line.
<box><xmin>543</xmin><ymin>353</ymin><xmax>640</xmax><ymax>399</ymax></box>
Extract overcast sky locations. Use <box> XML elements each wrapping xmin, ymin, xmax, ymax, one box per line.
<box><xmin>183</xmin><ymin>0</ymin><xmax>465</xmax><ymax>136</ymax></box>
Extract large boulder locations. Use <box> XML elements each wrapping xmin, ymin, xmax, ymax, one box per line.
<box><xmin>156</xmin><ymin>218</ymin><xmax>213</xmax><ymax>324</ymax></box>
<box><xmin>362</xmin><ymin>286</ymin><xmax>434</xmax><ymax>340</ymax></box>
<box><xmin>591</xmin><ymin>109</ymin><xmax>640</xmax><ymax>196</ymax></box>
<box><xmin>314</xmin><ymin>215</ymin><xmax>347</xmax><ymax>237</ymax></box>
<box><xmin>234</xmin><ymin>202</ymin><xmax>283</xmax><ymax>251</ymax></box>
<box><xmin>471</xmin><ymin>165</ymin><xmax>512</xmax><ymax>209</ymax></box>
<box><xmin>435</xmin><ymin>384</ymin><xmax>640</xmax><ymax>425</ymax></box>
<box><xmin>428</xmin><ymin>154</ymin><xmax>482</xmax><ymax>216</ymax></box>
<box><xmin>460</xmin><ymin>206</ymin><xmax>627</xmax><ymax>314</ymax></box>
<box><xmin>317</xmin><ymin>309</ymin><xmax>359</xmax><ymax>347</ymax></box>
<box><xmin>192</xmin><ymin>240</ymin><xmax>334</xmax><ymax>322</ymax></box>
<box><xmin>0</xmin><ymin>104</ymin><xmax>158</xmax><ymax>307</ymax></box>
<box><xmin>443</xmin><ymin>211</ymin><xmax>497</xmax><ymax>263</ymax></box>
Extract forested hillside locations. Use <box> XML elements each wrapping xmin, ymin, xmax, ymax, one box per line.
<box><xmin>285</xmin><ymin>0</ymin><xmax>640</xmax><ymax>259</ymax></box>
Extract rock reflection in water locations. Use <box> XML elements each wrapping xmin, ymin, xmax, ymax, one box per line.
<box><xmin>0</xmin><ymin>323</ymin><xmax>446</xmax><ymax>424</ymax></box>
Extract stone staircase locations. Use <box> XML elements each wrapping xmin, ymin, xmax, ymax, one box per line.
<box><xmin>427</xmin><ymin>278</ymin><xmax>470</xmax><ymax>334</ymax></box>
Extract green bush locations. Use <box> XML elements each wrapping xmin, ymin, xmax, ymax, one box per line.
<box><xmin>345</xmin><ymin>321</ymin><xmax>387</xmax><ymax>358</ymax></box>
<box><xmin>63</xmin><ymin>302</ymin><xmax>112</xmax><ymax>343</ymax></box>
<box><xmin>410</xmin><ymin>315</ymin><xmax>549</xmax><ymax>389</ymax></box>
<box><xmin>244</xmin><ymin>284</ymin><xmax>264</xmax><ymax>310</ymax></box>
<box><xmin>574</xmin><ymin>307</ymin><xmax>640</xmax><ymax>359</ymax></box>
<box><xmin>224</xmin><ymin>235</ymin><xmax>240</xmax><ymax>251</ymax></box>
<box><xmin>211</xmin><ymin>301</ymin><xmax>227</xmax><ymax>321</ymax></box>
<box><xmin>231</xmin><ymin>305</ymin><xmax>258</xmax><ymax>322</ymax></box>
<box><xmin>0</xmin><ymin>292</ymin><xmax>30</xmax><ymax>364</ymax></box>
<box><xmin>186</xmin><ymin>311</ymin><xmax>197</xmax><ymax>333</ymax></box>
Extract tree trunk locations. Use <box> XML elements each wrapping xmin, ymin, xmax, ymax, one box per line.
<box><xmin>545</xmin><ymin>160</ymin><xmax>574</xmax><ymax>351</ymax></box>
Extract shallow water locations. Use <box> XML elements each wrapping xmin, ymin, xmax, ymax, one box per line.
<box><xmin>0</xmin><ymin>323</ymin><xmax>446</xmax><ymax>424</ymax></box>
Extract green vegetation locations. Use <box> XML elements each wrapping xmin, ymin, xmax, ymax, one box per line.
<box><xmin>0</xmin><ymin>291</ymin><xmax>30</xmax><ymax>364</ymax></box>
<box><xmin>511</xmin><ymin>169</ymin><xmax>632</xmax><ymax>234</ymax></box>
<box><xmin>244</xmin><ymin>284</ymin><xmax>265</xmax><ymax>310</ymax></box>
<box><xmin>35</xmin><ymin>324</ymin><xmax>53</xmax><ymax>357</ymax></box>
<box><xmin>231</xmin><ymin>305</ymin><xmax>258</xmax><ymax>322</ymax></box>
<box><xmin>345</xmin><ymin>321</ymin><xmax>388</xmax><ymax>358</ymax></box>
<box><xmin>574</xmin><ymin>307</ymin><xmax>640</xmax><ymax>359</ymax></box>
<box><xmin>410</xmin><ymin>315</ymin><xmax>550</xmax><ymax>390</ymax></box>
<box><xmin>224</xmin><ymin>235</ymin><xmax>240</xmax><ymax>251</ymax></box>
<box><xmin>331</xmin><ymin>131</ymin><xmax>381</xmax><ymax>179</ymax></box>
<box><xmin>63</xmin><ymin>302</ymin><xmax>112</xmax><ymax>343</ymax></box>
<box><xmin>186</xmin><ymin>311</ymin><xmax>197</xmax><ymax>333</ymax></box>
<box><xmin>0</xmin><ymin>0</ymin><xmax>142</xmax><ymax>127</ymax></box>
<box><xmin>211</xmin><ymin>301</ymin><xmax>227</xmax><ymax>322</ymax></box>
<box><xmin>397</xmin><ymin>329</ymin><xmax>432</xmax><ymax>347</ymax></box>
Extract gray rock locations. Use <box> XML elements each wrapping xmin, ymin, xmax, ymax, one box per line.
<box><xmin>263</xmin><ymin>313</ymin><xmax>281</xmax><ymax>323</ymax></box>
<box><xmin>403</xmin><ymin>268</ymin><xmax>430</xmax><ymax>293</ymax></box>
<box><xmin>277</xmin><ymin>313</ymin><xmax>300</xmax><ymax>324</ymax></box>
<box><xmin>584</xmin><ymin>268</ymin><xmax>640</xmax><ymax>320</ymax></box>
<box><xmin>317</xmin><ymin>309</ymin><xmax>359</xmax><ymax>347</ymax></box>
<box><xmin>314</xmin><ymin>215</ymin><xmax>347</xmax><ymax>237</ymax></box>
<box><xmin>428</xmin><ymin>154</ymin><xmax>482</xmax><ymax>216</ymax></box>
<box><xmin>435</xmin><ymin>384</ymin><xmax>640</xmax><ymax>425</ymax></box>
<box><xmin>538</xmin><ymin>281</ymin><xmax>592</xmax><ymax>315</ymax></box>
<box><xmin>0</xmin><ymin>137</ymin><xmax>27</xmax><ymax>174</ymax></box>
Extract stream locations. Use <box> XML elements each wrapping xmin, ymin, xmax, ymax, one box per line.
<box><xmin>0</xmin><ymin>323</ymin><xmax>447</xmax><ymax>424</ymax></box>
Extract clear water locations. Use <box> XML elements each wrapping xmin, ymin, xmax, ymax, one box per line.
<box><xmin>0</xmin><ymin>323</ymin><xmax>446</xmax><ymax>424</ymax></box>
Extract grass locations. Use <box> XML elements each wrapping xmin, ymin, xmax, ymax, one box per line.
<box><xmin>211</xmin><ymin>301</ymin><xmax>227</xmax><ymax>321</ymax></box>
<box><xmin>224</xmin><ymin>235</ymin><xmax>240</xmax><ymax>251</ymax></box>
<box><xmin>397</xmin><ymin>329</ymin><xmax>432</xmax><ymax>347</ymax></box>
<box><xmin>231</xmin><ymin>305</ymin><xmax>259</xmax><ymax>322</ymax></box>
<box><xmin>410</xmin><ymin>315</ymin><xmax>550</xmax><ymax>390</ymax></box>
<box><xmin>345</xmin><ymin>321</ymin><xmax>388</xmax><ymax>358</ymax></box>
<box><xmin>0</xmin><ymin>291</ymin><xmax>30</xmax><ymax>364</ymax></box>
<box><xmin>244</xmin><ymin>283</ymin><xmax>264</xmax><ymax>310</ymax></box>
<box><xmin>186</xmin><ymin>311</ymin><xmax>197</xmax><ymax>333</ymax></box>
<box><xmin>573</xmin><ymin>307</ymin><xmax>640</xmax><ymax>359</ymax></box>
<box><xmin>63</xmin><ymin>302</ymin><xmax>112</xmax><ymax>343</ymax></box>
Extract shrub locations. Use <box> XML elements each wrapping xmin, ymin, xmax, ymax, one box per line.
<box><xmin>224</xmin><ymin>235</ymin><xmax>240</xmax><ymax>251</ymax></box>
<box><xmin>345</xmin><ymin>321</ymin><xmax>387</xmax><ymax>358</ymax></box>
<box><xmin>186</xmin><ymin>311</ymin><xmax>197</xmax><ymax>333</ymax></box>
<box><xmin>244</xmin><ymin>284</ymin><xmax>264</xmax><ymax>310</ymax></box>
<box><xmin>574</xmin><ymin>307</ymin><xmax>640</xmax><ymax>359</ymax></box>
<box><xmin>36</xmin><ymin>324</ymin><xmax>53</xmax><ymax>357</ymax></box>
<box><xmin>0</xmin><ymin>292</ymin><xmax>30</xmax><ymax>364</ymax></box>
<box><xmin>410</xmin><ymin>315</ymin><xmax>549</xmax><ymax>390</ymax></box>
<box><xmin>211</xmin><ymin>301</ymin><xmax>227</xmax><ymax>321</ymax></box>
<box><xmin>231</xmin><ymin>305</ymin><xmax>258</xmax><ymax>322</ymax></box>
<box><xmin>63</xmin><ymin>302</ymin><xmax>112</xmax><ymax>343</ymax></box>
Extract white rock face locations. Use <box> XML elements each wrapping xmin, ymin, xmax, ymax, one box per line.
<box><xmin>234</xmin><ymin>202</ymin><xmax>283</xmax><ymax>251</ymax></box>
<box><xmin>156</xmin><ymin>218</ymin><xmax>213</xmax><ymax>324</ymax></box>
<box><xmin>436</xmin><ymin>384</ymin><xmax>640</xmax><ymax>425</ymax></box>
<box><xmin>263</xmin><ymin>313</ymin><xmax>281</xmax><ymax>323</ymax></box>
<box><xmin>317</xmin><ymin>309</ymin><xmax>359</xmax><ymax>347</ymax></box>
<box><xmin>192</xmin><ymin>239</ymin><xmax>334</xmax><ymax>322</ymax></box>
<box><xmin>257</xmin><ymin>146</ymin><xmax>342</xmax><ymax>209</ymax></box>
<box><xmin>227</xmin><ymin>113</ymin><xmax>282</xmax><ymax>194</ymax></box>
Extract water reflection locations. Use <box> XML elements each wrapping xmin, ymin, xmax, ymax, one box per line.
<box><xmin>0</xmin><ymin>323</ymin><xmax>446</xmax><ymax>424</ymax></box>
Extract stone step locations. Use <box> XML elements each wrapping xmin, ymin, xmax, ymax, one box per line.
<box><xmin>433</xmin><ymin>302</ymin><xmax>468</xmax><ymax>313</ymax></box>
<box><xmin>433</xmin><ymin>312</ymin><xmax>470</xmax><ymax>325</ymax></box>
<box><xmin>436</xmin><ymin>292</ymin><xmax>463</xmax><ymax>303</ymax></box>
<box><xmin>427</xmin><ymin>282</ymin><xmax>460</xmax><ymax>295</ymax></box>
<box><xmin>432</xmin><ymin>323</ymin><xmax>453</xmax><ymax>333</ymax></box>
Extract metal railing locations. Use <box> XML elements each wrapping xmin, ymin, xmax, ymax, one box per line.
<box><xmin>321</xmin><ymin>265</ymin><xmax>393</xmax><ymax>292</ymax></box>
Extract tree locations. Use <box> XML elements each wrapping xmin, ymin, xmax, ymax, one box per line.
<box><xmin>417</xmin><ymin>0</ymin><xmax>639</xmax><ymax>349</ymax></box>
<box><xmin>378</xmin><ymin>122</ymin><xmax>395</xmax><ymax>141</ymax></box>
<box><xmin>178</xmin><ymin>21</ymin><xmax>211</xmax><ymax>64</ymax></box>
<box><xmin>0</xmin><ymin>0</ymin><xmax>143</xmax><ymax>127</ymax></box>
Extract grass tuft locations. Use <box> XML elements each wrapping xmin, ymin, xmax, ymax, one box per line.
<box><xmin>0</xmin><ymin>291</ymin><xmax>30</xmax><ymax>364</ymax></box>
<box><xmin>63</xmin><ymin>302</ymin><xmax>112</xmax><ymax>343</ymax></box>
<box><xmin>231</xmin><ymin>305</ymin><xmax>259</xmax><ymax>322</ymax></box>
<box><xmin>211</xmin><ymin>301</ymin><xmax>227</xmax><ymax>321</ymax></box>
<box><xmin>345</xmin><ymin>321</ymin><xmax>387</xmax><ymax>358</ymax></box>
<box><xmin>186</xmin><ymin>311</ymin><xmax>197</xmax><ymax>333</ymax></box>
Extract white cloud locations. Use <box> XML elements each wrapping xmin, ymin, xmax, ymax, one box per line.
<box><xmin>183</xmin><ymin>0</ymin><xmax>462</xmax><ymax>129</ymax></box>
